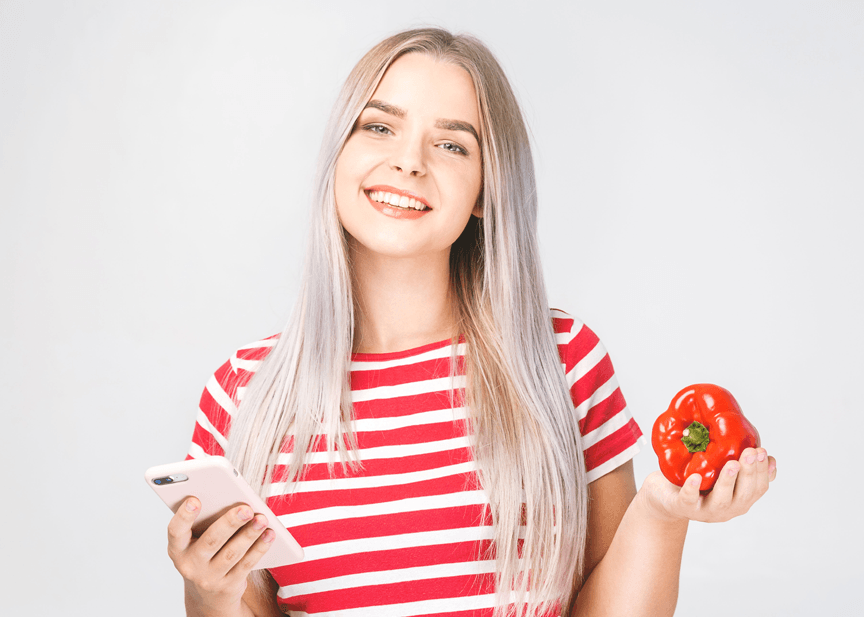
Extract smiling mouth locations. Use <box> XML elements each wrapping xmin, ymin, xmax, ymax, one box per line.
<box><xmin>364</xmin><ymin>189</ymin><xmax>431</xmax><ymax>211</ymax></box>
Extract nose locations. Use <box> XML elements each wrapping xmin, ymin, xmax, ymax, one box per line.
<box><xmin>388</xmin><ymin>133</ymin><xmax>426</xmax><ymax>176</ymax></box>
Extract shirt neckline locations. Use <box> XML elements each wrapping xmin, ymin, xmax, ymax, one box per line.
<box><xmin>350</xmin><ymin>333</ymin><xmax>465</xmax><ymax>362</ymax></box>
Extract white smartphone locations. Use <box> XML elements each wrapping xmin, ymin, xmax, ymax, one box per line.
<box><xmin>144</xmin><ymin>456</ymin><xmax>304</xmax><ymax>569</ymax></box>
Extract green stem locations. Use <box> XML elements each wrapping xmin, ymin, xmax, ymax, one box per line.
<box><xmin>680</xmin><ymin>421</ymin><xmax>710</xmax><ymax>453</ymax></box>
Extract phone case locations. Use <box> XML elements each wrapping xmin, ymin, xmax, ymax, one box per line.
<box><xmin>144</xmin><ymin>456</ymin><xmax>304</xmax><ymax>569</ymax></box>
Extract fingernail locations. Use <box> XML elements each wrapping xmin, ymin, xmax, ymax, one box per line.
<box><xmin>186</xmin><ymin>500</ymin><xmax>198</xmax><ymax>512</ymax></box>
<box><xmin>769</xmin><ymin>463</ymin><xmax>776</xmax><ymax>474</ymax></box>
<box><xmin>262</xmin><ymin>530</ymin><xmax>275</xmax><ymax>543</ymax></box>
<box><xmin>238</xmin><ymin>508</ymin><xmax>253</xmax><ymax>521</ymax></box>
<box><xmin>745</xmin><ymin>454</ymin><xmax>756</xmax><ymax>464</ymax></box>
<box><xmin>757</xmin><ymin>451</ymin><xmax>767</xmax><ymax>462</ymax></box>
<box><xmin>727</xmin><ymin>465</ymin><xmax>740</xmax><ymax>475</ymax></box>
<box><xmin>253</xmin><ymin>516</ymin><xmax>266</xmax><ymax>531</ymax></box>
<box><xmin>689</xmin><ymin>475</ymin><xmax>701</xmax><ymax>486</ymax></box>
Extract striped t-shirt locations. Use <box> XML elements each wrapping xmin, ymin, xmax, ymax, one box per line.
<box><xmin>187</xmin><ymin>308</ymin><xmax>645</xmax><ymax>616</ymax></box>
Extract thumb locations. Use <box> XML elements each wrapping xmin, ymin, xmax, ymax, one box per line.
<box><xmin>679</xmin><ymin>473</ymin><xmax>702</xmax><ymax>507</ymax></box>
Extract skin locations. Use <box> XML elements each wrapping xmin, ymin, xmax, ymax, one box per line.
<box><xmin>333</xmin><ymin>52</ymin><xmax>483</xmax><ymax>354</ymax></box>
<box><xmin>166</xmin><ymin>52</ymin><xmax>779</xmax><ymax>617</ymax></box>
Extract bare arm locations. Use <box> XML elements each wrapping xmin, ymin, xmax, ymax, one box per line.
<box><xmin>579</xmin><ymin>459</ymin><xmax>637</xmax><ymax>590</ymax></box>
<box><xmin>571</xmin><ymin>447</ymin><xmax>776</xmax><ymax>617</ymax></box>
<box><xmin>571</xmin><ymin>483</ymin><xmax>689</xmax><ymax>616</ymax></box>
<box><xmin>239</xmin><ymin>571</ymin><xmax>284</xmax><ymax>617</ymax></box>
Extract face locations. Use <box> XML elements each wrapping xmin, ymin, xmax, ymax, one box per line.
<box><xmin>334</xmin><ymin>52</ymin><xmax>483</xmax><ymax>260</ymax></box>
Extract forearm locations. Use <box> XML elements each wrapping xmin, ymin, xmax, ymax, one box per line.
<box><xmin>184</xmin><ymin>581</ymin><xmax>257</xmax><ymax>617</ymax></box>
<box><xmin>571</xmin><ymin>490</ymin><xmax>689</xmax><ymax>617</ymax></box>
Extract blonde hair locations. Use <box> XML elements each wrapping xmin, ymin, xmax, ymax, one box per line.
<box><xmin>226</xmin><ymin>27</ymin><xmax>589</xmax><ymax>616</ymax></box>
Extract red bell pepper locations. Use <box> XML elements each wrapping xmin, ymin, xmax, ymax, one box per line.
<box><xmin>652</xmin><ymin>383</ymin><xmax>760</xmax><ymax>492</ymax></box>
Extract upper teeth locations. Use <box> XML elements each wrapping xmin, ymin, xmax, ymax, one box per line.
<box><xmin>368</xmin><ymin>191</ymin><xmax>428</xmax><ymax>211</ymax></box>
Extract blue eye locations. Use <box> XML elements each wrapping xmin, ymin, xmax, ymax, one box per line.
<box><xmin>363</xmin><ymin>124</ymin><xmax>392</xmax><ymax>135</ymax></box>
<box><xmin>440</xmin><ymin>142</ymin><xmax>468</xmax><ymax>156</ymax></box>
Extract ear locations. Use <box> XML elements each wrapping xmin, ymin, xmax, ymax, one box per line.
<box><xmin>472</xmin><ymin>191</ymin><xmax>484</xmax><ymax>219</ymax></box>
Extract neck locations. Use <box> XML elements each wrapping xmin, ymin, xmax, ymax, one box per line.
<box><xmin>348</xmin><ymin>239</ymin><xmax>458</xmax><ymax>354</ymax></box>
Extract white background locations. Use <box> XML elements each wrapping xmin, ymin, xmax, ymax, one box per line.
<box><xmin>2</xmin><ymin>1</ymin><xmax>862</xmax><ymax>615</ymax></box>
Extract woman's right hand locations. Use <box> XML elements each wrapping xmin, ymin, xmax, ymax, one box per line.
<box><xmin>167</xmin><ymin>496</ymin><xmax>275</xmax><ymax>617</ymax></box>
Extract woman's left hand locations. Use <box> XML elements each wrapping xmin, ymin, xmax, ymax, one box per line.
<box><xmin>639</xmin><ymin>447</ymin><xmax>777</xmax><ymax>523</ymax></box>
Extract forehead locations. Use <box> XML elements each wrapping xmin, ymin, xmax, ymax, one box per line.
<box><xmin>369</xmin><ymin>53</ymin><xmax>480</xmax><ymax>128</ymax></box>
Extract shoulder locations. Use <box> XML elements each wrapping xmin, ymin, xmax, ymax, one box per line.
<box><xmin>549</xmin><ymin>307</ymin><xmax>607</xmax><ymax>371</ymax></box>
<box><xmin>187</xmin><ymin>333</ymin><xmax>281</xmax><ymax>460</ymax></box>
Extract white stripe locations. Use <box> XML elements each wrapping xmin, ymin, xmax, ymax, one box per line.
<box><xmin>186</xmin><ymin>441</ymin><xmax>207</xmax><ymax>459</ymax></box>
<box><xmin>353</xmin><ymin>406</ymin><xmax>468</xmax><ymax>432</ymax></box>
<box><xmin>585</xmin><ymin>438</ymin><xmax>646</xmax><ymax>483</ymax></box>
<box><xmin>278</xmin><ymin>559</ymin><xmax>495</xmax><ymax>600</ymax></box>
<box><xmin>565</xmin><ymin>340</ymin><xmax>607</xmax><ymax>388</ymax></box>
<box><xmin>299</xmin><ymin>523</ymin><xmax>518</xmax><ymax>562</ymax></box>
<box><xmin>277</xmin><ymin>489</ymin><xmax>489</xmax><ymax>528</ymax></box>
<box><xmin>193</xmin><ymin>409</ymin><xmax>228</xmax><ymax>451</ymax></box>
<box><xmin>350</xmin><ymin>342</ymin><xmax>466</xmax><ymax>371</ymax></box>
<box><xmin>350</xmin><ymin>374</ymin><xmax>467</xmax><ymax>403</ymax></box>
<box><xmin>550</xmin><ymin>306</ymin><xmax>578</xmax><ymax>323</ymax></box>
<box><xmin>204</xmin><ymin>374</ymin><xmax>237</xmax><ymax>417</ymax></box>
<box><xmin>554</xmin><ymin>323</ymin><xmax>585</xmax><ymax>349</ymax></box>
<box><xmin>230</xmin><ymin>357</ymin><xmax>265</xmax><ymax>372</ymax></box>
<box><xmin>276</xmin><ymin>435</ymin><xmax>472</xmax><ymax>466</ymax></box>
<box><xmin>573</xmin><ymin>374</ymin><xmax>619</xmax><ymax>420</ymax></box>
<box><xmin>286</xmin><ymin>590</ymin><xmax>531</xmax><ymax>617</ymax></box>
<box><xmin>272</xmin><ymin>461</ymin><xmax>477</xmax><ymax>495</ymax></box>
<box><xmin>580</xmin><ymin>405</ymin><xmax>633</xmax><ymax>449</ymax></box>
<box><xmin>227</xmin><ymin>337</ymin><xmax>277</xmax><ymax>372</ymax></box>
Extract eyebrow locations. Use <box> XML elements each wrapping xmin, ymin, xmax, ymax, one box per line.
<box><xmin>363</xmin><ymin>99</ymin><xmax>480</xmax><ymax>146</ymax></box>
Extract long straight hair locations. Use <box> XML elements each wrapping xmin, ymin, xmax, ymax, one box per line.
<box><xmin>226</xmin><ymin>28</ymin><xmax>589</xmax><ymax>617</ymax></box>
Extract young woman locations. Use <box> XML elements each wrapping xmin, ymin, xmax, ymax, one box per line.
<box><xmin>165</xmin><ymin>28</ymin><xmax>776</xmax><ymax>617</ymax></box>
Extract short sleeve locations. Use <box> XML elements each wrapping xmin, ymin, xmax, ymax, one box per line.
<box><xmin>185</xmin><ymin>335</ymin><xmax>280</xmax><ymax>461</ymax></box>
<box><xmin>551</xmin><ymin>308</ymin><xmax>646</xmax><ymax>482</ymax></box>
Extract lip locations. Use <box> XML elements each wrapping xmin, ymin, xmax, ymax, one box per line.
<box><xmin>364</xmin><ymin>190</ymin><xmax>431</xmax><ymax>220</ymax></box>
<box><xmin>363</xmin><ymin>185</ymin><xmax>432</xmax><ymax>221</ymax></box>
<box><xmin>364</xmin><ymin>185</ymin><xmax>432</xmax><ymax>210</ymax></box>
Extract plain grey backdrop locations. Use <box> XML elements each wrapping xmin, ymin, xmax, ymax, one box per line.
<box><xmin>2</xmin><ymin>1</ymin><xmax>862</xmax><ymax>615</ymax></box>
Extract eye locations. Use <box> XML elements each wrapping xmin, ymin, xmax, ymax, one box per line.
<box><xmin>361</xmin><ymin>123</ymin><xmax>392</xmax><ymax>135</ymax></box>
<box><xmin>439</xmin><ymin>142</ymin><xmax>468</xmax><ymax>156</ymax></box>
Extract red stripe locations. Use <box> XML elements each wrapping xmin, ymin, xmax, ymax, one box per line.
<box><xmin>350</xmin><ymin>355</ymin><xmax>466</xmax><ymax>390</ymax></box>
<box><xmin>197</xmin><ymin>387</ymin><xmax>232</xmax><ymax>439</ymax></box>
<box><xmin>578</xmin><ymin>387</ymin><xmax>626</xmax><ymax>436</ymax></box>
<box><xmin>283</xmin><ymin>572</ymin><xmax>497</xmax><ymax>612</ymax></box>
<box><xmin>565</xmin><ymin>323</ymin><xmax>598</xmax><ymax>370</ymax></box>
<box><xmin>237</xmin><ymin>341</ymin><xmax>277</xmax><ymax>362</ymax></box>
<box><xmin>571</xmin><ymin>354</ymin><xmax>615</xmax><ymax>408</ymax></box>
<box><xmin>191</xmin><ymin>422</ymin><xmax>224</xmax><ymax>457</ymax></box>
<box><xmin>289</xmin><ymin>420</ymin><xmax>468</xmax><ymax>453</ymax></box>
<box><xmin>272</xmin><ymin>447</ymin><xmax>475</xmax><ymax>482</ymax></box>
<box><xmin>583</xmin><ymin>418</ymin><xmax>642</xmax><ymax>471</ymax></box>
<box><xmin>288</xmin><ymin>504</ymin><xmax>493</xmax><ymax>547</ymax></box>
<box><xmin>273</xmin><ymin>539</ymin><xmax>494</xmax><ymax>588</ymax></box>
<box><xmin>286</xmin><ymin>472</ymin><xmax>480</xmax><ymax>513</ymax></box>
<box><xmin>352</xmin><ymin>388</ymin><xmax>466</xmax><ymax>419</ymax></box>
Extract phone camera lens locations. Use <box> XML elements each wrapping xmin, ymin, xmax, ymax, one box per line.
<box><xmin>154</xmin><ymin>479</ymin><xmax>162</xmax><ymax>485</ymax></box>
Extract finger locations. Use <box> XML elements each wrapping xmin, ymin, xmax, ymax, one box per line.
<box><xmin>732</xmin><ymin>447</ymin><xmax>759</xmax><ymax>503</ymax></box>
<box><xmin>227</xmin><ymin>527</ymin><xmax>276</xmax><ymax>581</ymax></box>
<box><xmin>211</xmin><ymin>514</ymin><xmax>271</xmax><ymax>577</ymax></box>
<box><xmin>754</xmin><ymin>447</ymin><xmax>770</xmax><ymax>496</ymax></box>
<box><xmin>167</xmin><ymin>497</ymin><xmax>200</xmax><ymax>556</ymax></box>
<box><xmin>706</xmin><ymin>459</ymin><xmax>739</xmax><ymax>517</ymax></box>
<box><xmin>192</xmin><ymin>504</ymin><xmax>255</xmax><ymax>562</ymax></box>
<box><xmin>679</xmin><ymin>473</ymin><xmax>702</xmax><ymax>509</ymax></box>
<box><xmin>768</xmin><ymin>456</ymin><xmax>777</xmax><ymax>482</ymax></box>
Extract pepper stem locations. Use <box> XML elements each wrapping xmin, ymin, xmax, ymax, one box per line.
<box><xmin>680</xmin><ymin>421</ymin><xmax>710</xmax><ymax>453</ymax></box>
